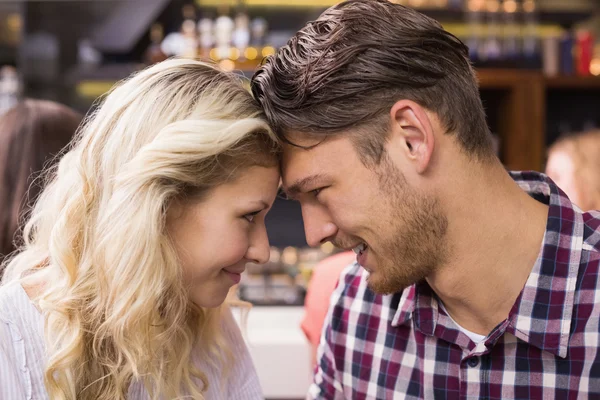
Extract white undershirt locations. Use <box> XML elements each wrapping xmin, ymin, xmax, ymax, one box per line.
<box><xmin>439</xmin><ymin>301</ymin><xmax>486</xmax><ymax>343</ymax></box>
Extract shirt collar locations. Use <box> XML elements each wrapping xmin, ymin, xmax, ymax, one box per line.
<box><xmin>504</xmin><ymin>171</ymin><xmax>583</xmax><ymax>358</ymax></box>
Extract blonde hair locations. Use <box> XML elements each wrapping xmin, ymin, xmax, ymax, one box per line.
<box><xmin>548</xmin><ymin>129</ymin><xmax>600</xmax><ymax>211</ymax></box>
<box><xmin>1</xmin><ymin>59</ymin><xmax>279</xmax><ymax>399</ymax></box>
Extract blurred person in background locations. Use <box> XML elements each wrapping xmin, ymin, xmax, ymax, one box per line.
<box><xmin>0</xmin><ymin>99</ymin><xmax>82</xmax><ymax>267</ymax></box>
<box><xmin>0</xmin><ymin>59</ymin><xmax>279</xmax><ymax>400</ymax></box>
<box><xmin>301</xmin><ymin>251</ymin><xmax>355</xmax><ymax>367</ymax></box>
<box><xmin>546</xmin><ymin>129</ymin><xmax>600</xmax><ymax>211</ymax></box>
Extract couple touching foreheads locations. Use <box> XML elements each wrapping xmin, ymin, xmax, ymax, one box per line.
<box><xmin>2</xmin><ymin>1</ymin><xmax>599</xmax><ymax>399</ymax></box>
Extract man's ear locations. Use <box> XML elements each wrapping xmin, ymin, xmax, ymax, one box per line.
<box><xmin>388</xmin><ymin>99</ymin><xmax>435</xmax><ymax>174</ymax></box>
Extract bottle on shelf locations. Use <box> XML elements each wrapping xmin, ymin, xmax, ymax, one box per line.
<box><xmin>250</xmin><ymin>17</ymin><xmax>271</xmax><ymax>59</ymax></box>
<box><xmin>501</xmin><ymin>0</ymin><xmax>519</xmax><ymax>62</ymax></box>
<box><xmin>465</xmin><ymin>0</ymin><xmax>485</xmax><ymax>63</ymax></box>
<box><xmin>0</xmin><ymin>66</ymin><xmax>20</xmax><ymax>116</ymax></box>
<box><xmin>559</xmin><ymin>32</ymin><xmax>575</xmax><ymax>76</ymax></box>
<box><xmin>482</xmin><ymin>0</ymin><xmax>502</xmax><ymax>63</ymax></box>
<box><xmin>214</xmin><ymin>5</ymin><xmax>234</xmax><ymax>61</ymax></box>
<box><xmin>181</xmin><ymin>4</ymin><xmax>199</xmax><ymax>59</ymax></box>
<box><xmin>144</xmin><ymin>23</ymin><xmax>168</xmax><ymax>65</ymax></box>
<box><xmin>232</xmin><ymin>7</ymin><xmax>250</xmax><ymax>61</ymax></box>
<box><xmin>160</xmin><ymin>4</ymin><xmax>198</xmax><ymax>58</ymax></box>
<box><xmin>542</xmin><ymin>33</ymin><xmax>560</xmax><ymax>77</ymax></box>
<box><xmin>576</xmin><ymin>30</ymin><xmax>594</xmax><ymax>76</ymax></box>
<box><xmin>521</xmin><ymin>0</ymin><xmax>541</xmax><ymax>69</ymax></box>
<box><xmin>197</xmin><ymin>15</ymin><xmax>214</xmax><ymax>61</ymax></box>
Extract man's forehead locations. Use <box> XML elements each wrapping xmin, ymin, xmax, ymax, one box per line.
<box><xmin>280</xmin><ymin>136</ymin><xmax>320</xmax><ymax>170</ymax></box>
<box><xmin>280</xmin><ymin>147</ymin><xmax>322</xmax><ymax>189</ymax></box>
<box><xmin>281</xmin><ymin>140</ymin><xmax>322</xmax><ymax>174</ymax></box>
<box><xmin>281</xmin><ymin>133</ymin><xmax>354</xmax><ymax>173</ymax></box>
<box><xmin>282</xmin><ymin>130</ymin><xmax>326</xmax><ymax>147</ymax></box>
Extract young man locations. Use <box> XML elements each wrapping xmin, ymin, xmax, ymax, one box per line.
<box><xmin>252</xmin><ymin>0</ymin><xmax>600</xmax><ymax>398</ymax></box>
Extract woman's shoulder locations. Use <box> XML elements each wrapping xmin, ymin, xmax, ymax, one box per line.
<box><xmin>0</xmin><ymin>281</ymin><xmax>47</xmax><ymax>400</ymax></box>
<box><xmin>0</xmin><ymin>280</ymin><xmax>43</xmax><ymax>335</ymax></box>
<box><xmin>0</xmin><ymin>281</ymin><xmax>28</xmax><ymax>316</ymax></box>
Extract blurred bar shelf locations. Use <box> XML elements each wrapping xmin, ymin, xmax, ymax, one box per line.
<box><xmin>195</xmin><ymin>0</ymin><xmax>592</xmax><ymax>26</ymax></box>
<box><xmin>544</xmin><ymin>75</ymin><xmax>600</xmax><ymax>89</ymax></box>
<box><xmin>196</xmin><ymin>0</ymin><xmax>339</xmax><ymax>6</ymax></box>
<box><xmin>477</xmin><ymin>68</ymin><xmax>541</xmax><ymax>88</ymax></box>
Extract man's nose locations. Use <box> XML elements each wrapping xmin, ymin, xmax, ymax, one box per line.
<box><xmin>301</xmin><ymin>203</ymin><xmax>338</xmax><ymax>247</ymax></box>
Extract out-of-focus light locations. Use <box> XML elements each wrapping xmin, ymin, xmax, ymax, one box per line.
<box><xmin>219</xmin><ymin>59</ymin><xmax>235</xmax><ymax>72</ymax></box>
<box><xmin>320</xmin><ymin>242</ymin><xmax>335</xmax><ymax>254</ymax></box>
<box><xmin>468</xmin><ymin>0</ymin><xmax>486</xmax><ymax>12</ymax></box>
<box><xmin>503</xmin><ymin>0</ymin><xmax>517</xmax><ymax>13</ymax></box>
<box><xmin>590</xmin><ymin>59</ymin><xmax>600</xmax><ymax>76</ymax></box>
<box><xmin>6</xmin><ymin>14</ymin><xmax>21</xmax><ymax>32</ymax></box>
<box><xmin>487</xmin><ymin>0</ymin><xmax>500</xmax><ymax>13</ymax></box>
<box><xmin>261</xmin><ymin>46</ymin><xmax>276</xmax><ymax>57</ymax></box>
<box><xmin>523</xmin><ymin>0</ymin><xmax>535</xmax><ymax>13</ymax></box>
<box><xmin>282</xmin><ymin>246</ymin><xmax>298</xmax><ymax>265</ymax></box>
<box><xmin>245</xmin><ymin>47</ymin><xmax>258</xmax><ymax>60</ymax></box>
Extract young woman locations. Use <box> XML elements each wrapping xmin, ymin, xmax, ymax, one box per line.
<box><xmin>0</xmin><ymin>59</ymin><xmax>280</xmax><ymax>399</ymax></box>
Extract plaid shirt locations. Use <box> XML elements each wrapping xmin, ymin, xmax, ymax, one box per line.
<box><xmin>309</xmin><ymin>171</ymin><xmax>600</xmax><ymax>399</ymax></box>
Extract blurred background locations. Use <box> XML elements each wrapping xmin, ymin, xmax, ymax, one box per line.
<box><xmin>1</xmin><ymin>1</ymin><xmax>599</xmax><ymax>397</ymax></box>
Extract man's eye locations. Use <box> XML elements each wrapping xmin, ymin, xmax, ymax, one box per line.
<box><xmin>310</xmin><ymin>188</ymin><xmax>323</xmax><ymax>197</ymax></box>
<box><xmin>244</xmin><ymin>211</ymin><xmax>261</xmax><ymax>222</ymax></box>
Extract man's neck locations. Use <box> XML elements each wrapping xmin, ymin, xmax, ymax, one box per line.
<box><xmin>426</xmin><ymin>165</ymin><xmax>548</xmax><ymax>336</ymax></box>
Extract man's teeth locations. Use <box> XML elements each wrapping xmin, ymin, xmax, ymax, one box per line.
<box><xmin>352</xmin><ymin>243</ymin><xmax>367</xmax><ymax>254</ymax></box>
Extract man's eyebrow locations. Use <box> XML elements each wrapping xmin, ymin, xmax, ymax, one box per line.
<box><xmin>284</xmin><ymin>174</ymin><xmax>327</xmax><ymax>199</ymax></box>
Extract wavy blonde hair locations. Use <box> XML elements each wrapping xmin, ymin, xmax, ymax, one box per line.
<box><xmin>1</xmin><ymin>59</ymin><xmax>279</xmax><ymax>399</ymax></box>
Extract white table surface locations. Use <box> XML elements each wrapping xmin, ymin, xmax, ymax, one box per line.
<box><xmin>233</xmin><ymin>306</ymin><xmax>312</xmax><ymax>399</ymax></box>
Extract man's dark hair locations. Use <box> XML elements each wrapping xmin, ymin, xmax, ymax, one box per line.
<box><xmin>251</xmin><ymin>0</ymin><xmax>494</xmax><ymax>164</ymax></box>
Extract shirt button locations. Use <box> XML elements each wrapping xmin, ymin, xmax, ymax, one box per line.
<box><xmin>467</xmin><ymin>357</ymin><xmax>479</xmax><ymax>368</ymax></box>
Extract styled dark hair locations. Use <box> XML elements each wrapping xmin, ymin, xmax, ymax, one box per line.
<box><xmin>252</xmin><ymin>0</ymin><xmax>494</xmax><ymax>164</ymax></box>
<box><xmin>0</xmin><ymin>99</ymin><xmax>82</xmax><ymax>261</ymax></box>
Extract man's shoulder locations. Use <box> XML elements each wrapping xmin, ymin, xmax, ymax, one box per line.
<box><xmin>582</xmin><ymin>210</ymin><xmax>600</xmax><ymax>252</ymax></box>
<box><xmin>570</xmin><ymin>211</ymin><xmax>600</xmax><ymax>303</ymax></box>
